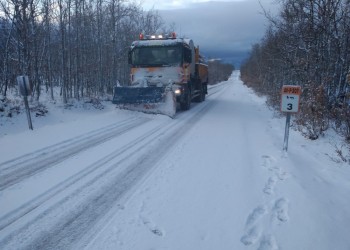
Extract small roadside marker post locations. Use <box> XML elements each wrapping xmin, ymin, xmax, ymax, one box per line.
<box><xmin>17</xmin><ymin>75</ymin><xmax>33</xmax><ymax>130</ymax></box>
<box><xmin>281</xmin><ymin>85</ymin><xmax>301</xmax><ymax>152</ymax></box>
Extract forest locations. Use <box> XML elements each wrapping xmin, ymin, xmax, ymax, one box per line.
<box><xmin>0</xmin><ymin>0</ymin><xmax>234</xmax><ymax>106</ymax></box>
<box><xmin>208</xmin><ymin>59</ymin><xmax>235</xmax><ymax>84</ymax></box>
<box><xmin>0</xmin><ymin>0</ymin><xmax>172</xmax><ymax>103</ymax></box>
<box><xmin>241</xmin><ymin>0</ymin><xmax>350</xmax><ymax>146</ymax></box>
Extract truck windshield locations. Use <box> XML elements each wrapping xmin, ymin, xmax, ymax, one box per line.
<box><xmin>131</xmin><ymin>46</ymin><xmax>182</xmax><ymax>66</ymax></box>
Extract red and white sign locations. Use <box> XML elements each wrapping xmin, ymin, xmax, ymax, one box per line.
<box><xmin>281</xmin><ymin>85</ymin><xmax>301</xmax><ymax>113</ymax></box>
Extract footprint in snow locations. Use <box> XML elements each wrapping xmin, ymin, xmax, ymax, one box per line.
<box><xmin>140</xmin><ymin>215</ymin><xmax>164</xmax><ymax>237</ymax></box>
<box><xmin>277</xmin><ymin>170</ymin><xmax>289</xmax><ymax>181</ymax></box>
<box><xmin>261</xmin><ymin>155</ymin><xmax>272</xmax><ymax>169</ymax></box>
<box><xmin>241</xmin><ymin>227</ymin><xmax>262</xmax><ymax>246</ymax></box>
<box><xmin>273</xmin><ymin>198</ymin><xmax>289</xmax><ymax>223</ymax></box>
<box><xmin>245</xmin><ymin>206</ymin><xmax>267</xmax><ymax>228</ymax></box>
<box><xmin>263</xmin><ymin>176</ymin><xmax>277</xmax><ymax>195</ymax></box>
<box><xmin>261</xmin><ymin>155</ymin><xmax>282</xmax><ymax>173</ymax></box>
<box><xmin>240</xmin><ymin>206</ymin><xmax>267</xmax><ymax>246</ymax></box>
<box><xmin>257</xmin><ymin>234</ymin><xmax>279</xmax><ymax>250</ymax></box>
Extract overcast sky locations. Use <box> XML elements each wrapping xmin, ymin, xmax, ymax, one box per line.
<box><xmin>141</xmin><ymin>0</ymin><xmax>244</xmax><ymax>10</ymax></box>
<box><xmin>140</xmin><ymin>0</ymin><xmax>279</xmax><ymax>67</ymax></box>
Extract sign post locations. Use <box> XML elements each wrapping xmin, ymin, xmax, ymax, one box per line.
<box><xmin>17</xmin><ymin>76</ymin><xmax>33</xmax><ymax>130</ymax></box>
<box><xmin>281</xmin><ymin>85</ymin><xmax>301</xmax><ymax>151</ymax></box>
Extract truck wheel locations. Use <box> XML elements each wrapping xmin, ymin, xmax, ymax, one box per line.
<box><xmin>202</xmin><ymin>85</ymin><xmax>207</xmax><ymax>101</ymax></box>
<box><xmin>201</xmin><ymin>89</ymin><xmax>205</xmax><ymax>101</ymax></box>
<box><xmin>197</xmin><ymin>87</ymin><xmax>205</xmax><ymax>102</ymax></box>
<box><xmin>180</xmin><ymin>90</ymin><xmax>191</xmax><ymax>110</ymax></box>
<box><xmin>194</xmin><ymin>89</ymin><xmax>202</xmax><ymax>102</ymax></box>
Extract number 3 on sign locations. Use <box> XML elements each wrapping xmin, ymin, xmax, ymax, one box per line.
<box><xmin>281</xmin><ymin>85</ymin><xmax>301</xmax><ymax>113</ymax></box>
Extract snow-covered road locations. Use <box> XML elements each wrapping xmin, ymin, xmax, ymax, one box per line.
<box><xmin>0</xmin><ymin>80</ymin><xmax>226</xmax><ymax>249</ymax></box>
<box><xmin>1</xmin><ymin>71</ymin><xmax>350</xmax><ymax>250</ymax></box>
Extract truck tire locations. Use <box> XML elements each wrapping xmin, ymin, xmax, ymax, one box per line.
<box><xmin>180</xmin><ymin>90</ymin><xmax>191</xmax><ymax>110</ymax></box>
<box><xmin>195</xmin><ymin>86</ymin><xmax>205</xmax><ymax>102</ymax></box>
<box><xmin>202</xmin><ymin>84</ymin><xmax>208</xmax><ymax>102</ymax></box>
<box><xmin>201</xmin><ymin>88</ymin><xmax>205</xmax><ymax>101</ymax></box>
<box><xmin>199</xmin><ymin>85</ymin><xmax>206</xmax><ymax>102</ymax></box>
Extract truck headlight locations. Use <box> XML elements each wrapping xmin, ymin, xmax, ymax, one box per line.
<box><xmin>174</xmin><ymin>89</ymin><xmax>181</xmax><ymax>95</ymax></box>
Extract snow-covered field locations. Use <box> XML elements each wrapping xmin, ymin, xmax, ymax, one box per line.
<box><xmin>1</xmin><ymin>71</ymin><xmax>350</xmax><ymax>250</ymax></box>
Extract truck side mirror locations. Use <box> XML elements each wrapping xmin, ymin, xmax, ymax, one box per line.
<box><xmin>184</xmin><ymin>49</ymin><xmax>192</xmax><ymax>63</ymax></box>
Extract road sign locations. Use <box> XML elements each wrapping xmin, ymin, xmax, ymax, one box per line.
<box><xmin>17</xmin><ymin>75</ymin><xmax>32</xmax><ymax>96</ymax></box>
<box><xmin>16</xmin><ymin>75</ymin><xmax>33</xmax><ymax>130</ymax></box>
<box><xmin>281</xmin><ymin>85</ymin><xmax>301</xmax><ymax>152</ymax></box>
<box><xmin>281</xmin><ymin>85</ymin><xmax>301</xmax><ymax>113</ymax></box>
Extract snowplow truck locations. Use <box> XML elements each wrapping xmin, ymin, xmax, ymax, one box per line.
<box><xmin>112</xmin><ymin>32</ymin><xmax>208</xmax><ymax>117</ymax></box>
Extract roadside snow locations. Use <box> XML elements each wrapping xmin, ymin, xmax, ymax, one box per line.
<box><xmin>1</xmin><ymin>71</ymin><xmax>350</xmax><ymax>250</ymax></box>
<box><xmin>86</xmin><ymin>72</ymin><xmax>350</xmax><ymax>250</ymax></box>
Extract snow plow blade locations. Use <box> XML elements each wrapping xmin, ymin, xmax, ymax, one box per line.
<box><xmin>113</xmin><ymin>86</ymin><xmax>176</xmax><ymax>118</ymax></box>
<box><xmin>112</xmin><ymin>86</ymin><xmax>166</xmax><ymax>104</ymax></box>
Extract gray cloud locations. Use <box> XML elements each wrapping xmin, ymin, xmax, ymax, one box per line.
<box><xmin>159</xmin><ymin>0</ymin><xmax>279</xmax><ymax>66</ymax></box>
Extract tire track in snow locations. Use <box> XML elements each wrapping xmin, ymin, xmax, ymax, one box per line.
<box><xmin>0</xmin><ymin>116</ymin><xmax>150</xmax><ymax>191</ymax></box>
<box><xmin>0</xmin><ymin>86</ymin><xmax>228</xmax><ymax>250</ymax></box>
<box><xmin>0</xmin><ymin>118</ymin><xmax>163</xmax><ymax>231</ymax></box>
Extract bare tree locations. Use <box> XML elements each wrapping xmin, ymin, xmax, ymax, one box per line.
<box><xmin>241</xmin><ymin>0</ymin><xmax>350</xmax><ymax>140</ymax></box>
<box><xmin>0</xmin><ymin>0</ymin><xmax>171</xmax><ymax>105</ymax></box>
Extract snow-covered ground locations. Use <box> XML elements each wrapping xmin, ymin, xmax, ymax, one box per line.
<box><xmin>1</xmin><ymin>71</ymin><xmax>350</xmax><ymax>250</ymax></box>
